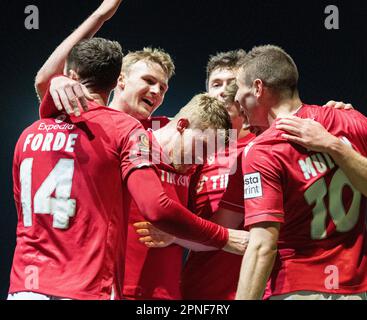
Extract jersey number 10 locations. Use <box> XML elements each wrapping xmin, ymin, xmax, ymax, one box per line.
<box><xmin>20</xmin><ymin>158</ymin><xmax>76</xmax><ymax>229</ymax></box>
<box><xmin>305</xmin><ymin>168</ymin><xmax>362</xmax><ymax>240</ymax></box>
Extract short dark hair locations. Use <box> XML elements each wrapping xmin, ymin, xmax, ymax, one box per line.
<box><xmin>223</xmin><ymin>80</ymin><xmax>238</xmax><ymax>105</ymax></box>
<box><xmin>66</xmin><ymin>37</ymin><xmax>123</xmax><ymax>92</ymax></box>
<box><xmin>206</xmin><ymin>49</ymin><xmax>247</xmax><ymax>87</ymax></box>
<box><xmin>238</xmin><ymin>45</ymin><xmax>299</xmax><ymax>96</ymax></box>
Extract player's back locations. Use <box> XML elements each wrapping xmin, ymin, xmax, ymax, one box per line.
<box><xmin>10</xmin><ymin>102</ymin><xmax>147</xmax><ymax>300</ymax></box>
<box><xmin>244</xmin><ymin>104</ymin><xmax>367</xmax><ymax>296</ymax></box>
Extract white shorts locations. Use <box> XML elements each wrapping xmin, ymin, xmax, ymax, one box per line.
<box><xmin>7</xmin><ymin>292</ymin><xmax>71</xmax><ymax>300</ymax></box>
<box><xmin>269</xmin><ymin>291</ymin><xmax>367</xmax><ymax>300</ymax></box>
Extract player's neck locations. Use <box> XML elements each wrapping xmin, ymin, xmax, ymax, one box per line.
<box><xmin>238</xmin><ymin>128</ymin><xmax>251</xmax><ymax>140</ymax></box>
<box><xmin>90</xmin><ymin>93</ymin><xmax>109</xmax><ymax>107</ymax></box>
<box><xmin>269</xmin><ymin>95</ymin><xmax>303</xmax><ymax>124</ymax></box>
<box><xmin>109</xmin><ymin>95</ymin><xmax>125</xmax><ymax>112</ymax></box>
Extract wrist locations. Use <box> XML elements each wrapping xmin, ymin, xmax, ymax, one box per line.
<box><xmin>221</xmin><ymin>227</ymin><xmax>230</xmax><ymax>250</ymax></box>
<box><xmin>327</xmin><ymin>136</ymin><xmax>347</xmax><ymax>158</ymax></box>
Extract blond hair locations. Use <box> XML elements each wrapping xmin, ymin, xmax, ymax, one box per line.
<box><xmin>238</xmin><ymin>45</ymin><xmax>299</xmax><ymax>96</ymax></box>
<box><xmin>173</xmin><ymin>93</ymin><xmax>232</xmax><ymax>140</ymax></box>
<box><xmin>121</xmin><ymin>47</ymin><xmax>175</xmax><ymax>79</ymax></box>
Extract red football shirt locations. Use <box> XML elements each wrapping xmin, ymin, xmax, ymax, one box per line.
<box><xmin>181</xmin><ymin>134</ymin><xmax>255</xmax><ymax>300</ymax></box>
<box><xmin>10</xmin><ymin>94</ymin><xmax>153</xmax><ymax>300</ymax></box>
<box><xmin>243</xmin><ymin>105</ymin><xmax>367</xmax><ymax>297</ymax></box>
<box><xmin>123</xmin><ymin>131</ymin><xmax>191</xmax><ymax>300</ymax></box>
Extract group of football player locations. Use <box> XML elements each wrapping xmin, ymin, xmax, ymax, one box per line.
<box><xmin>7</xmin><ymin>0</ymin><xmax>367</xmax><ymax>300</ymax></box>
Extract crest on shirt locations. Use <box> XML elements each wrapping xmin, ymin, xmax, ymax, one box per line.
<box><xmin>244</xmin><ymin>172</ymin><xmax>263</xmax><ymax>199</ymax></box>
<box><xmin>137</xmin><ymin>133</ymin><xmax>150</xmax><ymax>155</ymax></box>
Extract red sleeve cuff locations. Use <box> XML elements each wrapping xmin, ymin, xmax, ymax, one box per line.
<box><xmin>244</xmin><ymin>212</ymin><xmax>284</xmax><ymax>230</ymax></box>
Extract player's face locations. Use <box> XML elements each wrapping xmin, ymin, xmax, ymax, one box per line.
<box><xmin>208</xmin><ymin>68</ymin><xmax>245</xmax><ymax>130</ymax></box>
<box><xmin>208</xmin><ymin>68</ymin><xmax>236</xmax><ymax>103</ymax></box>
<box><xmin>226</xmin><ymin>101</ymin><xmax>246</xmax><ymax>131</ymax></box>
<box><xmin>235</xmin><ymin>75</ymin><xmax>269</xmax><ymax>134</ymax></box>
<box><xmin>121</xmin><ymin>61</ymin><xmax>168</xmax><ymax>120</ymax></box>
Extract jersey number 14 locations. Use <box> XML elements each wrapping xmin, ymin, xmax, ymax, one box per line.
<box><xmin>20</xmin><ymin>158</ymin><xmax>76</xmax><ymax>229</ymax></box>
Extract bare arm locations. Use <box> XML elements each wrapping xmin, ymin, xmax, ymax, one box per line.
<box><xmin>35</xmin><ymin>0</ymin><xmax>122</xmax><ymax>100</ymax></box>
<box><xmin>276</xmin><ymin>116</ymin><xmax>367</xmax><ymax>197</ymax></box>
<box><xmin>236</xmin><ymin>222</ymin><xmax>279</xmax><ymax>300</ymax></box>
<box><xmin>326</xmin><ymin>138</ymin><xmax>367</xmax><ymax>197</ymax></box>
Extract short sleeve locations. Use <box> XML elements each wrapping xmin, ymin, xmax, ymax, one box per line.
<box><xmin>243</xmin><ymin>143</ymin><xmax>285</xmax><ymax>229</ymax></box>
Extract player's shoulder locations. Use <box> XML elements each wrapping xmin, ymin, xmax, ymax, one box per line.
<box><xmin>17</xmin><ymin>116</ymin><xmax>62</xmax><ymax>138</ymax></box>
<box><xmin>237</xmin><ymin>133</ymin><xmax>256</xmax><ymax>148</ymax></box>
<box><xmin>83</xmin><ymin>103</ymin><xmax>144</xmax><ymax>132</ymax></box>
<box><xmin>298</xmin><ymin>103</ymin><xmax>366</xmax><ymax>126</ymax></box>
<box><xmin>244</xmin><ymin>125</ymin><xmax>294</xmax><ymax>163</ymax></box>
<box><xmin>249</xmin><ymin>126</ymin><xmax>285</xmax><ymax>148</ymax></box>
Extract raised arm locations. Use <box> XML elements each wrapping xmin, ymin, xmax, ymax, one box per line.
<box><xmin>35</xmin><ymin>0</ymin><xmax>122</xmax><ymax>100</ymax></box>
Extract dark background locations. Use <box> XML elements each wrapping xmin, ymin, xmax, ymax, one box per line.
<box><xmin>0</xmin><ymin>0</ymin><xmax>366</xmax><ymax>299</ymax></box>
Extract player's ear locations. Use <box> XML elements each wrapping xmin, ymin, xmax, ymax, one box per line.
<box><xmin>117</xmin><ymin>72</ymin><xmax>126</xmax><ymax>90</ymax></box>
<box><xmin>177</xmin><ymin>118</ymin><xmax>189</xmax><ymax>134</ymax></box>
<box><xmin>253</xmin><ymin>79</ymin><xmax>263</xmax><ymax>98</ymax></box>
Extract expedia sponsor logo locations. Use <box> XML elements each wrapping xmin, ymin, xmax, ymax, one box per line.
<box><xmin>244</xmin><ymin>172</ymin><xmax>263</xmax><ymax>199</ymax></box>
<box><xmin>38</xmin><ymin>116</ymin><xmax>75</xmax><ymax>132</ymax></box>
